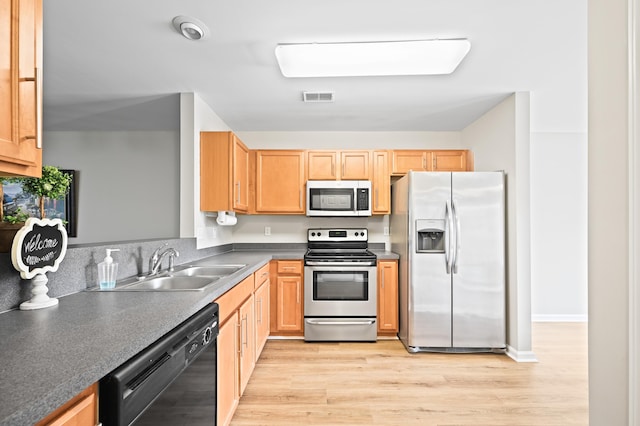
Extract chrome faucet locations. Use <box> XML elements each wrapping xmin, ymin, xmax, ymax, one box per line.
<box><xmin>149</xmin><ymin>244</ymin><xmax>180</xmax><ymax>275</ymax></box>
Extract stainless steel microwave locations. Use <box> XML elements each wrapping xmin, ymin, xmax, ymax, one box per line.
<box><xmin>306</xmin><ymin>180</ymin><xmax>372</xmax><ymax>217</ymax></box>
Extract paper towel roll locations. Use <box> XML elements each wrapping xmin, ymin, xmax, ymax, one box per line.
<box><xmin>216</xmin><ymin>211</ymin><xmax>237</xmax><ymax>226</ymax></box>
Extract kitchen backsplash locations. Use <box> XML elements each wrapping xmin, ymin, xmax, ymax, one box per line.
<box><xmin>0</xmin><ymin>238</ymin><xmax>228</xmax><ymax>313</ymax></box>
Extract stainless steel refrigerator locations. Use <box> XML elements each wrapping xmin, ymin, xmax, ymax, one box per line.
<box><xmin>390</xmin><ymin>171</ymin><xmax>506</xmax><ymax>353</ymax></box>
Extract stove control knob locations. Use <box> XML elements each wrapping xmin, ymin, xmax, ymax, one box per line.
<box><xmin>311</xmin><ymin>232</ymin><xmax>316</xmax><ymax>237</ymax></box>
<box><xmin>317</xmin><ymin>232</ymin><xmax>322</xmax><ymax>236</ymax></box>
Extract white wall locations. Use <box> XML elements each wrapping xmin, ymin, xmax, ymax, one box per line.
<box><xmin>588</xmin><ymin>0</ymin><xmax>633</xmax><ymax>422</ymax></box>
<box><xmin>461</xmin><ymin>93</ymin><xmax>535</xmax><ymax>360</ymax></box>
<box><xmin>43</xmin><ymin>131</ymin><xmax>180</xmax><ymax>245</ymax></box>
<box><xmin>530</xmin><ymin>132</ymin><xmax>588</xmax><ymax>321</ymax></box>
<box><xmin>179</xmin><ymin>93</ymin><xmax>233</xmax><ymax>249</ymax></box>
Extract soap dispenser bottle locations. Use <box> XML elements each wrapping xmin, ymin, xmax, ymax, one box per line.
<box><xmin>98</xmin><ymin>249</ymin><xmax>120</xmax><ymax>289</ymax></box>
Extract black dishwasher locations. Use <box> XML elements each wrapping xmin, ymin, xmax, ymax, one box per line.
<box><xmin>100</xmin><ymin>303</ymin><xmax>219</xmax><ymax>426</ymax></box>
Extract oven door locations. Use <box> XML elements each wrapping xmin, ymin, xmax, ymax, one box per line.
<box><xmin>304</xmin><ymin>264</ymin><xmax>377</xmax><ymax>317</ymax></box>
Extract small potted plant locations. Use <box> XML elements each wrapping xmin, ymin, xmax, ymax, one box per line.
<box><xmin>0</xmin><ymin>167</ymin><xmax>72</xmax><ymax>252</ymax></box>
<box><xmin>20</xmin><ymin>165</ymin><xmax>72</xmax><ymax>219</ymax></box>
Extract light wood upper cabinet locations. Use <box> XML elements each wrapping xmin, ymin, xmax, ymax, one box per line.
<box><xmin>372</xmin><ymin>150</ymin><xmax>390</xmax><ymax>214</ymax></box>
<box><xmin>200</xmin><ymin>131</ymin><xmax>250</xmax><ymax>213</ymax></box>
<box><xmin>254</xmin><ymin>150</ymin><xmax>305</xmax><ymax>214</ymax></box>
<box><xmin>391</xmin><ymin>150</ymin><xmax>432</xmax><ymax>175</ymax></box>
<box><xmin>431</xmin><ymin>150</ymin><xmax>470</xmax><ymax>171</ymax></box>
<box><xmin>391</xmin><ymin>150</ymin><xmax>472</xmax><ymax>175</ymax></box>
<box><xmin>307</xmin><ymin>150</ymin><xmax>370</xmax><ymax>180</ymax></box>
<box><xmin>377</xmin><ymin>260</ymin><xmax>398</xmax><ymax>334</ymax></box>
<box><xmin>307</xmin><ymin>151</ymin><xmax>337</xmax><ymax>179</ymax></box>
<box><xmin>339</xmin><ymin>150</ymin><xmax>370</xmax><ymax>179</ymax></box>
<box><xmin>0</xmin><ymin>0</ymin><xmax>42</xmax><ymax>177</ymax></box>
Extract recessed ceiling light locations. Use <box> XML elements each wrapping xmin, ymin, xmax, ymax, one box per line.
<box><xmin>172</xmin><ymin>16</ymin><xmax>208</xmax><ymax>41</ymax></box>
<box><xmin>275</xmin><ymin>39</ymin><xmax>471</xmax><ymax>77</ymax></box>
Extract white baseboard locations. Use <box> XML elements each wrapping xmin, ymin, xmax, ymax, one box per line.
<box><xmin>506</xmin><ymin>345</ymin><xmax>539</xmax><ymax>363</ymax></box>
<box><xmin>532</xmin><ymin>314</ymin><xmax>589</xmax><ymax>322</ymax></box>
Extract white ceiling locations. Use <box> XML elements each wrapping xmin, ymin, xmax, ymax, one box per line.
<box><xmin>42</xmin><ymin>0</ymin><xmax>587</xmax><ymax>133</ymax></box>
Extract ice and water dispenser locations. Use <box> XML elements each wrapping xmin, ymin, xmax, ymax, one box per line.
<box><xmin>416</xmin><ymin>219</ymin><xmax>445</xmax><ymax>253</ymax></box>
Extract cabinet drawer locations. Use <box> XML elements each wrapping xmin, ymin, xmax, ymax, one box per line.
<box><xmin>277</xmin><ymin>260</ymin><xmax>302</xmax><ymax>275</ymax></box>
<box><xmin>254</xmin><ymin>263</ymin><xmax>270</xmax><ymax>289</ymax></box>
<box><xmin>215</xmin><ymin>275</ymin><xmax>255</xmax><ymax>324</ymax></box>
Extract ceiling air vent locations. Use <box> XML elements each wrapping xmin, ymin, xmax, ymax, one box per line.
<box><xmin>302</xmin><ymin>91</ymin><xmax>335</xmax><ymax>103</ymax></box>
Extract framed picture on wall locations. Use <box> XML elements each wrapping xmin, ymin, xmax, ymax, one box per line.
<box><xmin>1</xmin><ymin>169</ymin><xmax>77</xmax><ymax>237</ymax></box>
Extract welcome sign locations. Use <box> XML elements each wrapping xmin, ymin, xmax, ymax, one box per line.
<box><xmin>11</xmin><ymin>218</ymin><xmax>68</xmax><ymax>280</ymax></box>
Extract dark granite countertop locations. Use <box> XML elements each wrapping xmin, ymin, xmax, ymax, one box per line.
<box><xmin>0</xmin><ymin>248</ymin><xmax>397</xmax><ymax>425</ymax></box>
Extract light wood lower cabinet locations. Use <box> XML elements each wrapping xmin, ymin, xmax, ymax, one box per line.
<box><xmin>215</xmin><ymin>274</ymin><xmax>255</xmax><ymax>426</ymax></box>
<box><xmin>35</xmin><ymin>383</ymin><xmax>97</xmax><ymax>426</ymax></box>
<box><xmin>254</xmin><ymin>273</ymin><xmax>270</xmax><ymax>360</ymax></box>
<box><xmin>377</xmin><ymin>260</ymin><xmax>399</xmax><ymax>335</ymax></box>
<box><xmin>215</xmin><ymin>264</ymin><xmax>271</xmax><ymax>426</ymax></box>
<box><xmin>270</xmin><ymin>260</ymin><xmax>304</xmax><ymax>336</ymax></box>
<box><xmin>216</xmin><ymin>312</ymin><xmax>240</xmax><ymax>426</ymax></box>
<box><xmin>238</xmin><ymin>294</ymin><xmax>255</xmax><ymax>395</ymax></box>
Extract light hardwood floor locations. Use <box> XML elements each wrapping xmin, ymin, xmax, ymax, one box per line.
<box><xmin>231</xmin><ymin>323</ymin><xmax>588</xmax><ymax>426</ymax></box>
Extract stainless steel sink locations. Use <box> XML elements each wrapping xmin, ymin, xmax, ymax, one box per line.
<box><xmin>95</xmin><ymin>263</ymin><xmax>247</xmax><ymax>291</ymax></box>
<box><xmin>171</xmin><ymin>264</ymin><xmax>246</xmax><ymax>277</ymax></box>
<box><xmin>110</xmin><ymin>275</ymin><xmax>220</xmax><ymax>291</ymax></box>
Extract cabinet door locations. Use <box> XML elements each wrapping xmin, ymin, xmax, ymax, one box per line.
<box><xmin>372</xmin><ymin>150</ymin><xmax>390</xmax><ymax>214</ymax></box>
<box><xmin>377</xmin><ymin>260</ymin><xmax>398</xmax><ymax>333</ymax></box>
<box><xmin>233</xmin><ymin>136</ymin><xmax>250</xmax><ymax>211</ymax></box>
<box><xmin>275</xmin><ymin>275</ymin><xmax>303</xmax><ymax>332</ymax></box>
<box><xmin>200</xmin><ymin>131</ymin><xmax>249</xmax><ymax>213</ymax></box>
<box><xmin>255</xmin><ymin>150</ymin><xmax>305</xmax><ymax>213</ymax></box>
<box><xmin>391</xmin><ymin>150</ymin><xmax>430</xmax><ymax>175</ymax></box>
<box><xmin>0</xmin><ymin>0</ymin><xmax>42</xmax><ymax>177</ymax></box>
<box><xmin>340</xmin><ymin>151</ymin><xmax>370</xmax><ymax>180</ymax></box>
<box><xmin>431</xmin><ymin>150</ymin><xmax>468</xmax><ymax>171</ymax></box>
<box><xmin>254</xmin><ymin>279</ymin><xmax>270</xmax><ymax>361</ymax></box>
<box><xmin>307</xmin><ymin>151</ymin><xmax>337</xmax><ymax>180</ymax></box>
<box><xmin>36</xmin><ymin>384</ymin><xmax>97</xmax><ymax>426</ymax></box>
<box><xmin>217</xmin><ymin>314</ymin><xmax>239</xmax><ymax>426</ymax></box>
<box><xmin>238</xmin><ymin>294</ymin><xmax>255</xmax><ymax>395</ymax></box>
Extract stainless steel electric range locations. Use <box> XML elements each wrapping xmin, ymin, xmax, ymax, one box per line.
<box><xmin>303</xmin><ymin>228</ymin><xmax>377</xmax><ymax>342</ymax></box>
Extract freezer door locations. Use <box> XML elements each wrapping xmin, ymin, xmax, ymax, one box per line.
<box><xmin>407</xmin><ymin>172</ymin><xmax>452</xmax><ymax>348</ymax></box>
<box><xmin>451</xmin><ymin>172</ymin><xmax>506</xmax><ymax>348</ymax></box>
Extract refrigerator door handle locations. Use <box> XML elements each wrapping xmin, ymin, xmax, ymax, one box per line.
<box><xmin>445</xmin><ymin>200</ymin><xmax>453</xmax><ymax>274</ymax></box>
<box><xmin>451</xmin><ymin>199</ymin><xmax>460</xmax><ymax>274</ymax></box>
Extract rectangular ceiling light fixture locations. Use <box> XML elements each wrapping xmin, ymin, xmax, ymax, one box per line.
<box><xmin>275</xmin><ymin>39</ymin><xmax>471</xmax><ymax>78</ymax></box>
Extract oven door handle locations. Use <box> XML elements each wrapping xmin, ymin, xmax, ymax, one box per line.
<box><xmin>304</xmin><ymin>261</ymin><xmax>376</xmax><ymax>267</ymax></box>
<box><xmin>305</xmin><ymin>319</ymin><xmax>376</xmax><ymax>325</ymax></box>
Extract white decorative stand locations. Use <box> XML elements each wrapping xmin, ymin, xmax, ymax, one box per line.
<box><xmin>10</xmin><ymin>218</ymin><xmax>68</xmax><ymax>311</ymax></box>
<box><xmin>20</xmin><ymin>273</ymin><xmax>59</xmax><ymax>310</ymax></box>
